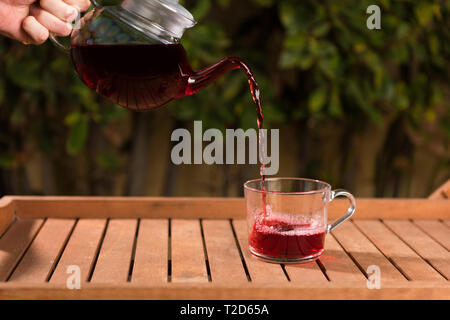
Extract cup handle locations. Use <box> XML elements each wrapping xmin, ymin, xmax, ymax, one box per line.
<box><xmin>327</xmin><ymin>189</ymin><xmax>356</xmax><ymax>233</ymax></box>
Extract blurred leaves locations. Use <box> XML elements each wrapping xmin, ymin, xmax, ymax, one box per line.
<box><xmin>0</xmin><ymin>78</ymin><xmax>4</xmax><ymax>104</ymax></box>
<box><xmin>277</xmin><ymin>0</ymin><xmax>449</xmax><ymax>126</ymax></box>
<box><xmin>66</xmin><ymin>116</ymin><xmax>88</xmax><ymax>155</ymax></box>
<box><xmin>190</xmin><ymin>0</ymin><xmax>211</xmax><ymax>20</ymax></box>
<box><xmin>308</xmin><ymin>87</ymin><xmax>327</xmax><ymax>114</ymax></box>
<box><xmin>0</xmin><ymin>0</ymin><xmax>448</xmax><ymax>182</ymax></box>
<box><xmin>96</xmin><ymin>152</ymin><xmax>121</xmax><ymax>172</ymax></box>
<box><xmin>6</xmin><ymin>59</ymin><xmax>42</xmax><ymax>90</ymax></box>
<box><xmin>0</xmin><ymin>154</ymin><xmax>14</xmax><ymax>168</ymax></box>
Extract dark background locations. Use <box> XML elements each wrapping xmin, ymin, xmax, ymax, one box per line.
<box><xmin>0</xmin><ymin>0</ymin><xmax>448</xmax><ymax>198</ymax></box>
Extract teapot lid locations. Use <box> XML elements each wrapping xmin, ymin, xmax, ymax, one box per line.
<box><xmin>121</xmin><ymin>0</ymin><xmax>196</xmax><ymax>40</ymax></box>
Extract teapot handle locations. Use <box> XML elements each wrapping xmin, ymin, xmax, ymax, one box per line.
<box><xmin>49</xmin><ymin>0</ymin><xmax>101</xmax><ymax>50</ymax></box>
<box><xmin>49</xmin><ymin>32</ymin><xmax>72</xmax><ymax>51</ymax></box>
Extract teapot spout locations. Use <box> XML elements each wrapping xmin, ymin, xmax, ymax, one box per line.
<box><xmin>184</xmin><ymin>57</ymin><xmax>260</xmax><ymax>102</ymax></box>
<box><xmin>183</xmin><ymin>56</ymin><xmax>263</xmax><ymax>132</ymax></box>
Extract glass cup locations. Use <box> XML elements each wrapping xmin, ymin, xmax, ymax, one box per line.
<box><xmin>244</xmin><ymin>177</ymin><xmax>356</xmax><ymax>263</ymax></box>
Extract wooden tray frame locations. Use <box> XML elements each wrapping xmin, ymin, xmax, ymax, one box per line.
<box><xmin>0</xmin><ymin>196</ymin><xmax>449</xmax><ymax>300</ymax></box>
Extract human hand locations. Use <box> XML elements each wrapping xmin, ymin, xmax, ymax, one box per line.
<box><xmin>0</xmin><ymin>0</ymin><xmax>91</xmax><ymax>45</ymax></box>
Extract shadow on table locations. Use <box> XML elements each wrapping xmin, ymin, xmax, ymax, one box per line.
<box><xmin>0</xmin><ymin>218</ymin><xmax>42</xmax><ymax>282</ymax></box>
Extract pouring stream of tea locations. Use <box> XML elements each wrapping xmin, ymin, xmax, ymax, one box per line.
<box><xmin>185</xmin><ymin>56</ymin><xmax>268</xmax><ymax>217</ymax></box>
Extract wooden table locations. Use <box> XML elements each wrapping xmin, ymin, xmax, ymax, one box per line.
<box><xmin>0</xmin><ymin>196</ymin><xmax>448</xmax><ymax>300</ymax></box>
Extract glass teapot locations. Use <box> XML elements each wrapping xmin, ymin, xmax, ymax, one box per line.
<box><xmin>52</xmin><ymin>0</ymin><xmax>252</xmax><ymax>111</ymax></box>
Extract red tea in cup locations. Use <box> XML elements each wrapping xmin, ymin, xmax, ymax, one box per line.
<box><xmin>249</xmin><ymin>213</ymin><xmax>326</xmax><ymax>259</ymax></box>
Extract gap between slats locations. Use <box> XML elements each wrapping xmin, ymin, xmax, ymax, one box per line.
<box><xmin>199</xmin><ymin>219</ymin><xmax>212</xmax><ymax>282</ymax></box>
<box><xmin>229</xmin><ymin>219</ymin><xmax>252</xmax><ymax>281</ymax></box>
<box><xmin>168</xmin><ymin>218</ymin><xmax>171</xmax><ymax>282</ymax></box>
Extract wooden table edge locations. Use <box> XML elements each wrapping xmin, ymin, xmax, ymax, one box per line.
<box><xmin>0</xmin><ymin>281</ymin><xmax>449</xmax><ymax>300</ymax></box>
<box><xmin>0</xmin><ymin>196</ymin><xmax>449</xmax><ymax>220</ymax></box>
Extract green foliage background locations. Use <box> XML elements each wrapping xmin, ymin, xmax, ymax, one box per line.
<box><xmin>0</xmin><ymin>0</ymin><xmax>448</xmax><ymax>196</ymax></box>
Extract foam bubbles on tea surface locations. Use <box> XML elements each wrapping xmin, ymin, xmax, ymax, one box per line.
<box><xmin>257</xmin><ymin>207</ymin><xmax>323</xmax><ymax>235</ymax></box>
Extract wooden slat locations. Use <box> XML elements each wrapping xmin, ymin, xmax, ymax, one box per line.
<box><xmin>332</xmin><ymin>221</ymin><xmax>406</xmax><ymax>282</ymax></box>
<box><xmin>355</xmin><ymin>220</ymin><xmax>444</xmax><ymax>281</ymax></box>
<box><xmin>132</xmin><ymin>219</ymin><xmax>168</xmax><ymax>283</ymax></box>
<box><xmin>413</xmin><ymin>220</ymin><xmax>450</xmax><ymax>251</ymax></box>
<box><xmin>383</xmin><ymin>220</ymin><xmax>450</xmax><ymax>279</ymax></box>
<box><xmin>202</xmin><ymin>219</ymin><xmax>248</xmax><ymax>283</ymax></box>
<box><xmin>8</xmin><ymin>219</ymin><xmax>75</xmax><ymax>283</ymax></box>
<box><xmin>319</xmin><ymin>234</ymin><xmax>366</xmax><ymax>282</ymax></box>
<box><xmin>13</xmin><ymin>197</ymin><xmax>246</xmax><ymax>219</ymax></box>
<box><xmin>0</xmin><ymin>219</ymin><xmax>43</xmax><ymax>281</ymax></box>
<box><xmin>50</xmin><ymin>219</ymin><xmax>106</xmax><ymax>283</ymax></box>
<box><xmin>0</xmin><ymin>197</ymin><xmax>15</xmax><ymax>236</ymax></box>
<box><xmin>90</xmin><ymin>219</ymin><xmax>137</xmax><ymax>283</ymax></box>
<box><xmin>285</xmin><ymin>261</ymin><xmax>328</xmax><ymax>283</ymax></box>
<box><xmin>6</xmin><ymin>196</ymin><xmax>450</xmax><ymax>220</ymax></box>
<box><xmin>232</xmin><ymin>219</ymin><xmax>287</xmax><ymax>283</ymax></box>
<box><xmin>171</xmin><ymin>219</ymin><xmax>208</xmax><ymax>283</ymax></box>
